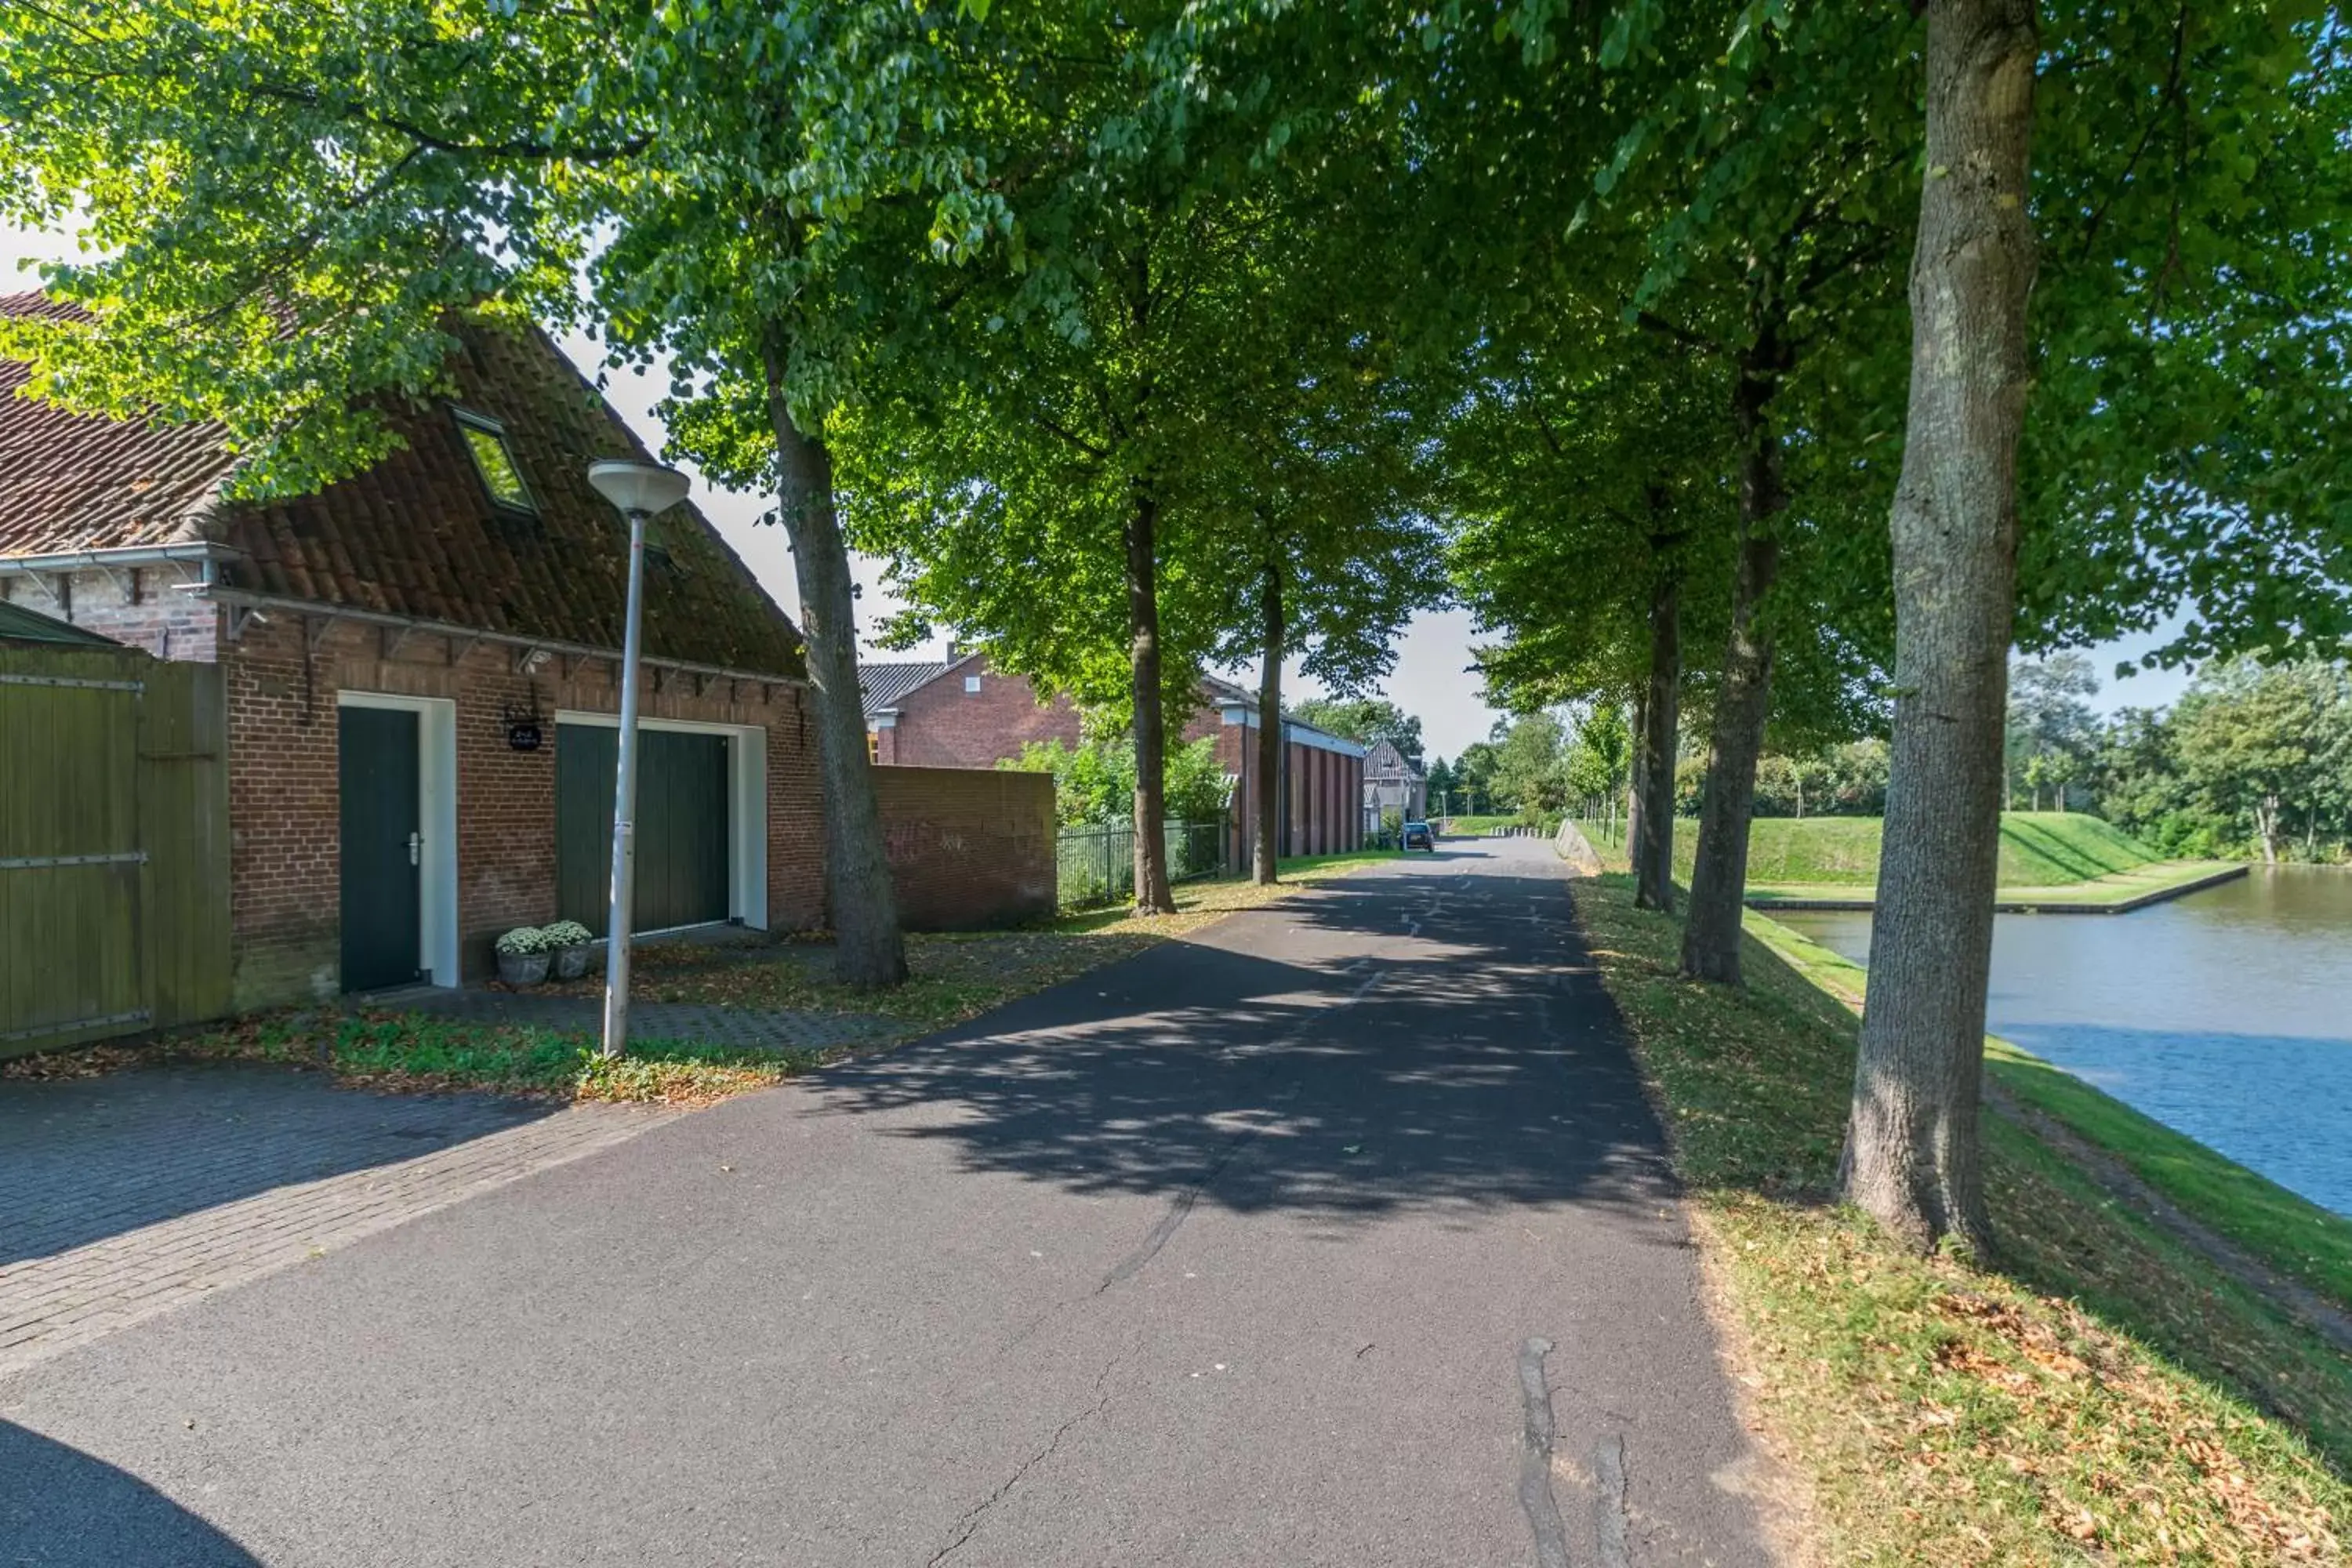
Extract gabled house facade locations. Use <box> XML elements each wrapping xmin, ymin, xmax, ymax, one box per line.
<box><xmin>859</xmin><ymin>653</ymin><xmax>1367</xmax><ymax>861</ymax></box>
<box><xmin>1</xmin><ymin>295</ymin><xmax>826</xmax><ymax>1008</ymax></box>
<box><xmin>1363</xmin><ymin>738</ymin><xmax>1428</xmax><ymax>822</ymax></box>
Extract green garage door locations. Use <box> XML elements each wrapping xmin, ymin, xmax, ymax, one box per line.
<box><xmin>555</xmin><ymin>723</ymin><xmax>731</xmax><ymax>937</ymax></box>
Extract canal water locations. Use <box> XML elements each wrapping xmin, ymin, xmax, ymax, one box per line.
<box><xmin>1775</xmin><ymin>866</ymin><xmax>2352</xmax><ymax>1215</ymax></box>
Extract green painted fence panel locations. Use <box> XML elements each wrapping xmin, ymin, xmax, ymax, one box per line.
<box><xmin>0</xmin><ymin>644</ymin><xmax>230</xmax><ymax>1058</ymax></box>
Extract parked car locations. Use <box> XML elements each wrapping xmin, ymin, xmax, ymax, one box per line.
<box><xmin>1402</xmin><ymin>820</ymin><xmax>1436</xmax><ymax>852</ymax></box>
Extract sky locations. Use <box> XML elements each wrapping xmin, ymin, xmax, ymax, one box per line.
<box><xmin>2</xmin><ymin>225</ymin><xmax>2188</xmax><ymax>757</ymax></box>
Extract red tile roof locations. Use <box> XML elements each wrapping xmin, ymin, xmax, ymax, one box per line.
<box><xmin>0</xmin><ymin>294</ymin><xmax>805</xmax><ymax>677</ymax></box>
<box><xmin>0</xmin><ymin>296</ymin><xmax>235</xmax><ymax>553</ymax></box>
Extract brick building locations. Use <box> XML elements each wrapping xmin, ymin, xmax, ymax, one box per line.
<box><xmin>860</xmin><ymin>654</ymin><xmax>1367</xmax><ymax>860</ymax></box>
<box><xmin>1</xmin><ymin>294</ymin><xmax>827</xmax><ymax>1007</ymax></box>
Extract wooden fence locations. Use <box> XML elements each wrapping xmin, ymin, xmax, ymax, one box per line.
<box><xmin>1</xmin><ymin>643</ymin><xmax>231</xmax><ymax>1058</ymax></box>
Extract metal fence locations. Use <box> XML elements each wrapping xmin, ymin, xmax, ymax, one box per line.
<box><xmin>1057</xmin><ymin>820</ymin><xmax>1225</xmax><ymax>909</ymax></box>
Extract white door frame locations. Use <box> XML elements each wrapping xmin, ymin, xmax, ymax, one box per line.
<box><xmin>336</xmin><ymin>690</ymin><xmax>461</xmax><ymax>987</ymax></box>
<box><xmin>554</xmin><ymin>710</ymin><xmax>768</xmax><ymax>931</ymax></box>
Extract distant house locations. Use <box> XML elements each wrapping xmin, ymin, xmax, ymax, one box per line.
<box><xmin>859</xmin><ymin>653</ymin><xmax>1367</xmax><ymax>859</ymax></box>
<box><xmin>1</xmin><ymin>292</ymin><xmax>826</xmax><ymax>1008</ymax></box>
<box><xmin>1363</xmin><ymin>738</ymin><xmax>1428</xmax><ymax>822</ymax></box>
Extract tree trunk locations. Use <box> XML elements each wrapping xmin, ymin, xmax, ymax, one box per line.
<box><xmin>1255</xmin><ymin>555</ymin><xmax>1283</xmax><ymax>885</ymax></box>
<box><xmin>1127</xmin><ymin>488</ymin><xmax>1178</xmax><ymax>913</ymax></box>
<box><xmin>762</xmin><ymin>339</ymin><xmax>908</xmax><ymax>989</ymax></box>
<box><xmin>1680</xmin><ymin>530</ymin><xmax>1778</xmax><ymax>982</ymax></box>
<box><xmin>2258</xmin><ymin>795</ymin><xmax>2281</xmax><ymax>863</ymax></box>
<box><xmin>1681</xmin><ymin>318</ymin><xmax>1788</xmax><ymax>985</ymax></box>
<box><xmin>1636</xmin><ymin>564</ymin><xmax>1681</xmax><ymax>913</ymax></box>
<box><xmin>1842</xmin><ymin>0</ymin><xmax>2038</xmax><ymax>1256</ymax></box>
<box><xmin>1626</xmin><ymin>687</ymin><xmax>1647</xmax><ymax>884</ymax></box>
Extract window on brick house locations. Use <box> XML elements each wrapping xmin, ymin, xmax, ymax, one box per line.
<box><xmin>867</xmin><ymin>731</ymin><xmax>880</xmax><ymax>764</ymax></box>
<box><xmin>964</xmin><ymin>674</ymin><xmax>982</xmax><ymax>694</ymax></box>
<box><xmin>454</xmin><ymin>410</ymin><xmax>537</xmax><ymax>514</ymax></box>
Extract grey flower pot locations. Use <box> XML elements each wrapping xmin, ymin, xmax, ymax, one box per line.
<box><xmin>497</xmin><ymin>950</ymin><xmax>552</xmax><ymax>988</ymax></box>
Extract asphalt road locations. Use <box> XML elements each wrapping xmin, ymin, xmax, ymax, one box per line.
<box><xmin>2</xmin><ymin>840</ymin><xmax>1772</xmax><ymax>1566</ymax></box>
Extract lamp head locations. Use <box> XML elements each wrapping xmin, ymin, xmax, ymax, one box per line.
<box><xmin>586</xmin><ymin>459</ymin><xmax>691</xmax><ymax>519</ymax></box>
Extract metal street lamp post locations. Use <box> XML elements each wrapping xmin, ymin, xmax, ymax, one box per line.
<box><xmin>585</xmin><ymin>459</ymin><xmax>691</xmax><ymax>1060</ymax></box>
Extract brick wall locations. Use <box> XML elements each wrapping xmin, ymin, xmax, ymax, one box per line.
<box><xmin>0</xmin><ymin>566</ymin><xmax>220</xmax><ymax>661</ymax></box>
<box><xmin>884</xmin><ymin>658</ymin><xmax>1083</xmax><ymax>768</ymax></box>
<box><xmin>872</xmin><ymin>767</ymin><xmax>1056</xmax><ymax>930</ymax></box>
<box><xmin>217</xmin><ymin>614</ymin><xmax>824</xmax><ymax>1009</ymax></box>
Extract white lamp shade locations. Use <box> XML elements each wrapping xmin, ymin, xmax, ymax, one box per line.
<box><xmin>587</xmin><ymin>459</ymin><xmax>691</xmax><ymax>517</ymax></box>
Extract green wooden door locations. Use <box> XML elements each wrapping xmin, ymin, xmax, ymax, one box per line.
<box><xmin>338</xmin><ymin>706</ymin><xmax>423</xmax><ymax>992</ymax></box>
<box><xmin>555</xmin><ymin>723</ymin><xmax>730</xmax><ymax>937</ymax></box>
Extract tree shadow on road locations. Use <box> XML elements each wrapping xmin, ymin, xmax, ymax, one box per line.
<box><xmin>0</xmin><ymin>1421</ymin><xmax>262</xmax><ymax>1566</ymax></box>
<box><xmin>807</xmin><ymin>861</ymin><xmax>1679</xmax><ymax>1231</ymax></box>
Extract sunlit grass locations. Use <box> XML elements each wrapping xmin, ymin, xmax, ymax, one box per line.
<box><xmin>176</xmin><ymin>1011</ymin><xmax>817</xmax><ymax>1106</ymax></box>
<box><xmin>1573</xmin><ymin>870</ymin><xmax>2351</xmax><ymax>1563</ymax></box>
<box><xmin>141</xmin><ymin>853</ymin><xmax>1401</xmax><ymax>1108</ymax></box>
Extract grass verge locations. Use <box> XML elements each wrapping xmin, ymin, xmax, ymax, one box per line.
<box><xmin>1574</xmin><ymin>817</ymin><xmax>2227</xmax><ymax>910</ymax></box>
<box><xmin>1748</xmin><ymin>915</ymin><xmax>2352</xmax><ymax>1328</ymax></box>
<box><xmin>1744</xmin><ymin>858</ymin><xmax>2243</xmax><ymax>911</ymax></box>
<box><xmin>9</xmin><ymin>853</ymin><xmax>1397</xmax><ymax>1107</ymax></box>
<box><xmin>165</xmin><ymin>1011</ymin><xmax>814</xmax><ymax>1107</ymax></box>
<box><xmin>1570</xmin><ymin>869</ymin><xmax>2351</xmax><ymax>1563</ymax></box>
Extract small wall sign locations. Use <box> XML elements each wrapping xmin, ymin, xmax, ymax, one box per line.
<box><xmin>507</xmin><ymin>720</ymin><xmax>543</xmax><ymax>752</ymax></box>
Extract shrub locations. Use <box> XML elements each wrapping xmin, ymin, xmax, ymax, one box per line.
<box><xmin>495</xmin><ymin>925</ymin><xmax>557</xmax><ymax>956</ymax></box>
<box><xmin>540</xmin><ymin>920</ymin><xmax>594</xmax><ymax>948</ymax></box>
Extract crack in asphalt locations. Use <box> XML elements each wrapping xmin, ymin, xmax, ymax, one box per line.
<box><xmin>927</xmin><ymin>1336</ymin><xmax>1138</xmax><ymax>1567</ymax></box>
<box><xmin>1593</xmin><ymin>1432</ymin><xmax>1631</xmax><ymax>1568</ymax></box>
<box><xmin>1094</xmin><ymin>965</ymin><xmax>1389</xmax><ymax>1295</ymax></box>
<box><xmin>1516</xmin><ymin>1337</ymin><xmax>1573</xmax><ymax>1568</ymax></box>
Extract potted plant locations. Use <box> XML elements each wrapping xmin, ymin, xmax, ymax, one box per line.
<box><xmin>495</xmin><ymin>925</ymin><xmax>556</xmax><ymax>987</ymax></box>
<box><xmin>543</xmin><ymin>920</ymin><xmax>597</xmax><ymax>982</ymax></box>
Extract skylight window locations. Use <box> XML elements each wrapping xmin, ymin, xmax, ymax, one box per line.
<box><xmin>455</xmin><ymin>410</ymin><xmax>535</xmax><ymax>514</ymax></box>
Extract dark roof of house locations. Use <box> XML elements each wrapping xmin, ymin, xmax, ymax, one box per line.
<box><xmin>859</xmin><ymin>658</ymin><xmax>956</xmax><ymax>716</ymax></box>
<box><xmin>0</xmin><ymin>293</ymin><xmax>805</xmax><ymax>677</ymax></box>
<box><xmin>0</xmin><ymin>597</ymin><xmax>129</xmax><ymax>648</ymax></box>
<box><xmin>1364</xmin><ymin>738</ymin><xmax>1425</xmax><ymax>779</ymax></box>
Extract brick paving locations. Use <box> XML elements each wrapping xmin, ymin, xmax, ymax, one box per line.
<box><xmin>384</xmin><ymin>986</ymin><xmax>899</xmax><ymax>1052</ymax></box>
<box><xmin>0</xmin><ymin>1065</ymin><xmax>681</xmax><ymax>1377</ymax></box>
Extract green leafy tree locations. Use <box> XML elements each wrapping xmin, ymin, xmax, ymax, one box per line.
<box><xmin>1563</xmin><ymin>704</ymin><xmax>1634</xmax><ymax>819</ymax></box>
<box><xmin>0</xmin><ymin>0</ymin><xmax>1022</xmax><ymax>988</ymax></box>
<box><xmin>1850</xmin><ymin>2</ymin><xmax>2352</xmax><ymax>1250</ymax></box>
<box><xmin>843</xmin><ymin>3</ymin><xmax>1398</xmax><ymax>913</ymax></box>
<box><xmin>1450</xmin><ymin>0</ymin><xmax>1915</xmax><ymax>948</ymax></box>
<box><xmin>1004</xmin><ymin>735</ymin><xmax>1230</xmax><ymax>829</ymax></box>
<box><xmin>2005</xmin><ymin>653</ymin><xmax>2100</xmax><ymax>809</ymax></box>
<box><xmin>1454</xmin><ymin>741</ymin><xmax>1503</xmax><ymax>816</ymax></box>
<box><xmin>1195</xmin><ymin>283</ymin><xmax>1446</xmax><ymax>884</ymax></box>
<box><xmin>2172</xmin><ymin>659</ymin><xmax>2352</xmax><ymax>863</ymax></box>
<box><xmin>1487</xmin><ymin>712</ymin><xmax>1570</xmax><ymax>822</ymax></box>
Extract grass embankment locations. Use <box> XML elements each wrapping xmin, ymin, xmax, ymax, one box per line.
<box><xmin>1439</xmin><ymin>813</ymin><xmax>1523</xmax><ymax>835</ymax></box>
<box><xmin>1582</xmin><ymin>812</ymin><xmax>2235</xmax><ymax>909</ymax></box>
<box><xmin>1571</xmin><ymin>871</ymin><xmax>2352</xmax><ymax>1563</ymax></box>
<box><xmin>12</xmin><ymin>851</ymin><xmax>1401</xmax><ymax>1106</ymax></box>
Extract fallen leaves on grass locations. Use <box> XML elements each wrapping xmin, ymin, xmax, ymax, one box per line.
<box><xmin>175</xmin><ymin>1011</ymin><xmax>816</xmax><ymax>1107</ymax></box>
<box><xmin>1571</xmin><ymin>872</ymin><xmax>2352</xmax><ymax>1566</ymax></box>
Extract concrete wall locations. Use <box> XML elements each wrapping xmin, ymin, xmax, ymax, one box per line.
<box><xmin>873</xmin><ymin>766</ymin><xmax>1057</xmax><ymax>930</ymax></box>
